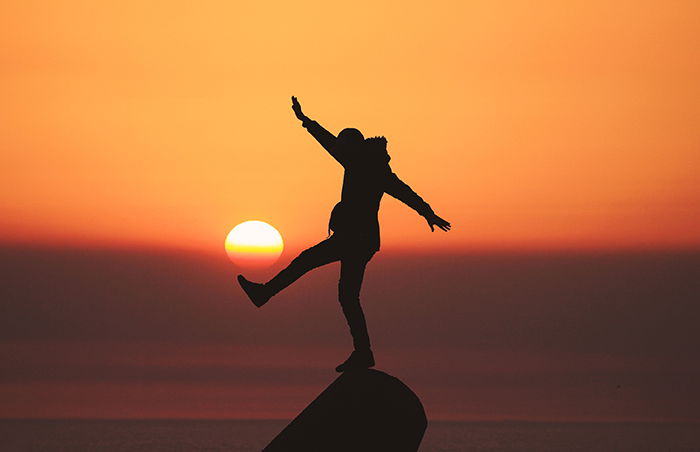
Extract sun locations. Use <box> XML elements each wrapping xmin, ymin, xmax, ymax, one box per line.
<box><xmin>225</xmin><ymin>220</ymin><xmax>284</xmax><ymax>268</ymax></box>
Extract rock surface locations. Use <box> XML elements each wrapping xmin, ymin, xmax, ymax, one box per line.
<box><xmin>264</xmin><ymin>369</ymin><xmax>427</xmax><ymax>452</ymax></box>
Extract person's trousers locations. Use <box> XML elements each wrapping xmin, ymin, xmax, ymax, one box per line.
<box><xmin>265</xmin><ymin>236</ymin><xmax>376</xmax><ymax>351</ymax></box>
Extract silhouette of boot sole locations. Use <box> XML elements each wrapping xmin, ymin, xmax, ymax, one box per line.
<box><xmin>335</xmin><ymin>353</ymin><xmax>375</xmax><ymax>373</ymax></box>
<box><xmin>237</xmin><ymin>275</ymin><xmax>269</xmax><ymax>308</ymax></box>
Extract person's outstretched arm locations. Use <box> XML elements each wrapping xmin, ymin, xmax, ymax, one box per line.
<box><xmin>291</xmin><ymin>96</ymin><xmax>346</xmax><ymax>165</ymax></box>
<box><xmin>385</xmin><ymin>172</ymin><xmax>451</xmax><ymax>232</ymax></box>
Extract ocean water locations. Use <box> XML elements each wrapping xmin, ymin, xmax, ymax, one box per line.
<box><xmin>1</xmin><ymin>419</ymin><xmax>699</xmax><ymax>451</ymax></box>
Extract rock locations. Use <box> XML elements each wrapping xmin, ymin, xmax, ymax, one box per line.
<box><xmin>264</xmin><ymin>369</ymin><xmax>427</xmax><ymax>452</ymax></box>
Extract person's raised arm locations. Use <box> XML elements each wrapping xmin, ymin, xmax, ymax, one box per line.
<box><xmin>384</xmin><ymin>171</ymin><xmax>451</xmax><ymax>232</ymax></box>
<box><xmin>291</xmin><ymin>96</ymin><xmax>345</xmax><ymax>165</ymax></box>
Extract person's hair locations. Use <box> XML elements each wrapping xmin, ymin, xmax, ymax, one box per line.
<box><xmin>338</xmin><ymin>128</ymin><xmax>364</xmax><ymax>145</ymax></box>
<box><xmin>364</xmin><ymin>136</ymin><xmax>391</xmax><ymax>164</ymax></box>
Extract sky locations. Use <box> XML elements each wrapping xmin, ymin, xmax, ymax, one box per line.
<box><xmin>1</xmin><ymin>1</ymin><xmax>700</xmax><ymax>422</ymax></box>
<box><xmin>1</xmin><ymin>0</ymin><xmax>699</xmax><ymax>252</ymax></box>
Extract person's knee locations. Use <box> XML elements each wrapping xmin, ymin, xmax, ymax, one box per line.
<box><xmin>293</xmin><ymin>248</ymin><xmax>315</xmax><ymax>265</ymax></box>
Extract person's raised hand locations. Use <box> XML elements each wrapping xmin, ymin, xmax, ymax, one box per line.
<box><xmin>291</xmin><ymin>96</ymin><xmax>306</xmax><ymax>121</ymax></box>
<box><xmin>426</xmin><ymin>213</ymin><xmax>451</xmax><ymax>232</ymax></box>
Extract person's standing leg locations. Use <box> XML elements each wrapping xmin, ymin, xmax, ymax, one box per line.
<box><xmin>335</xmin><ymin>249</ymin><xmax>376</xmax><ymax>371</ymax></box>
<box><xmin>238</xmin><ymin>238</ymin><xmax>340</xmax><ymax>307</ymax></box>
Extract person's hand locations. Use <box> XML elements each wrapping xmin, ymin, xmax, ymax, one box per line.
<box><xmin>425</xmin><ymin>213</ymin><xmax>451</xmax><ymax>232</ymax></box>
<box><xmin>291</xmin><ymin>96</ymin><xmax>306</xmax><ymax>121</ymax></box>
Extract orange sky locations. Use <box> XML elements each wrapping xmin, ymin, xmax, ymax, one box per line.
<box><xmin>2</xmin><ymin>0</ymin><xmax>699</xmax><ymax>253</ymax></box>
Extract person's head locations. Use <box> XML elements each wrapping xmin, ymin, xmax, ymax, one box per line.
<box><xmin>337</xmin><ymin>128</ymin><xmax>365</xmax><ymax>148</ymax></box>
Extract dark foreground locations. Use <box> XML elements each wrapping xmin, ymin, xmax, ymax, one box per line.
<box><xmin>1</xmin><ymin>419</ymin><xmax>699</xmax><ymax>452</ymax></box>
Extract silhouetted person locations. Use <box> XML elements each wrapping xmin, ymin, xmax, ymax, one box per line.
<box><xmin>238</xmin><ymin>97</ymin><xmax>450</xmax><ymax>372</ymax></box>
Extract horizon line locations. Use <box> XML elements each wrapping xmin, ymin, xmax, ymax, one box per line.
<box><xmin>2</xmin><ymin>238</ymin><xmax>700</xmax><ymax>256</ymax></box>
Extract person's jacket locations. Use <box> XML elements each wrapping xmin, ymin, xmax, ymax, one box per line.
<box><xmin>302</xmin><ymin>119</ymin><xmax>434</xmax><ymax>252</ymax></box>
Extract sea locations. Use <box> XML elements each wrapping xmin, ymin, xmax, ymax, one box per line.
<box><xmin>2</xmin><ymin>419</ymin><xmax>699</xmax><ymax>451</ymax></box>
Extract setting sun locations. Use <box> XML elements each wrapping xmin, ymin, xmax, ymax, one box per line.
<box><xmin>225</xmin><ymin>221</ymin><xmax>284</xmax><ymax>268</ymax></box>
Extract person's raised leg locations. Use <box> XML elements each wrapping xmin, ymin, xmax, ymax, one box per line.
<box><xmin>335</xmin><ymin>251</ymin><xmax>375</xmax><ymax>372</ymax></box>
<box><xmin>238</xmin><ymin>238</ymin><xmax>340</xmax><ymax>307</ymax></box>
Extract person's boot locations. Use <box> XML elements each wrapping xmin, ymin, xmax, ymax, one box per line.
<box><xmin>335</xmin><ymin>348</ymin><xmax>375</xmax><ymax>373</ymax></box>
<box><xmin>237</xmin><ymin>275</ymin><xmax>271</xmax><ymax>307</ymax></box>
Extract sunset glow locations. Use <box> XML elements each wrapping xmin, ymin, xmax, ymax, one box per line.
<box><xmin>1</xmin><ymin>1</ymin><xmax>698</xmax><ymax>253</ymax></box>
<box><xmin>225</xmin><ymin>221</ymin><xmax>283</xmax><ymax>267</ymax></box>
<box><xmin>1</xmin><ymin>0</ymin><xmax>699</xmax><ymax>428</ymax></box>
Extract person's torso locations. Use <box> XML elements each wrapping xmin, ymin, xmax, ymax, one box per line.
<box><xmin>328</xmin><ymin>163</ymin><xmax>390</xmax><ymax>250</ymax></box>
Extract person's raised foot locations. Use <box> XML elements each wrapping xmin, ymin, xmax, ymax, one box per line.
<box><xmin>237</xmin><ymin>275</ymin><xmax>271</xmax><ymax>308</ymax></box>
<box><xmin>335</xmin><ymin>348</ymin><xmax>375</xmax><ymax>373</ymax></box>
